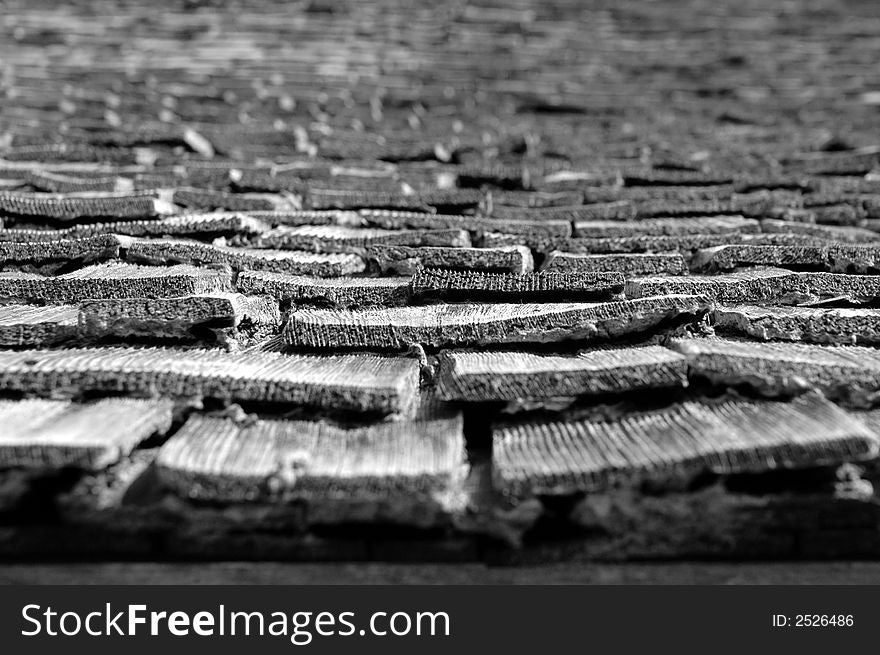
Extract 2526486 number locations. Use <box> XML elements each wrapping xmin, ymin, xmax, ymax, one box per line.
<box><xmin>795</xmin><ymin>615</ymin><xmax>853</xmax><ymax>627</ymax></box>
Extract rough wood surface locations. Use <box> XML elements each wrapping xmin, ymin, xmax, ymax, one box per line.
<box><xmin>251</xmin><ymin>225</ymin><xmax>470</xmax><ymax>253</ymax></box>
<box><xmin>0</xmin><ymin>347</ymin><xmax>420</xmax><ymax>413</ymax></box>
<box><xmin>0</xmin><ymin>234</ymin><xmax>126</xmax><ymax>266</ymax></box>
<box><xmin>79</xmin><ymin>292</ymin><xmax>280</xmax><ymax>342</ymax></box>
<box><xmin>0</xmin><ymin>190</ymin><xmax>175</xmax><ymax>221</ymax></box>
<box><xmin>0</xmin><ymin>398</ymin><xmax>173</xmax><ymax>470</ymax></box>
<box><xmin>3</xmin><ymin>0</ymin><xmax>880</xmax><ymax>564</ymax></box>
<box><xmin>672</xmin><ymin>337</ymin><xmax>880</xmax><ymax>406</ymax></box>
<box><xmin>237</xmin><ymin>270</ymin><xmax>412</xmax><ymax>307</ymax></box>
<box><xmin>367</xmin><ymin>244</ymin><xmax>534</xmax><ymax>275</ymax></box>
<box><xmin>156</xmin><ymin>408</ymin><xmax>466</xmax><ymax>527</ymax></box>
<box><xmin>625</xmin><ymin>268</ymin><xmax>798</xmax><ymax>303</ymax></box>
<box><xmin>0</xmin><ymin>304</ymin><xmax>79</xmax><ymax>346</ymax></box>
<box><xmin>573</xmin><ymin>216</ymin><xmax>759</xmax><ymax>238</ymax></box>
<box><xmin>0</xmin><ymin>263</ymin><xmax>231</xmax><ymax>303</ymax></box>
<box><xmin>542</xmin><ymin>251</ymin><xmax>689</xmax><ymax>276</ymax></box>
<box><xmin>714</xmin><ymin>305</ymin><xmax>880</xmax><ymax>345</ymax></box>
<box><xmin>437</xmin><ymin>345</ymin><xmax>688</xmax><ymax>402</ymax></box>
<box><xmin>126</xmin><ymin>238</ymin><xmax>365</xmax><ymax>277</ymax></box>
<box><xmin>493</xmin><ymin>393</ymin><xmax>878</xmax><ymax>498</ymax></box>
<box><xmin>0</xmin><ymin>213</ymin><xmax>268</xmax><ymax>240</ymax></box>
<box><xmin>284</xmin><ymin>295</ymin><xmax>711</xmax><ymax>349</ymax></box>
<box><xmin>411</xmin><ymin>268</ymin><xmax>625</xmax><ymax>302</ymax></box>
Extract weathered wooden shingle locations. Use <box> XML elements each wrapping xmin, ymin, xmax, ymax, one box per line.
<box><xmin>488</xmin><ymin>201</ymin><xmax>636</xmax><ymax>221</ymax></box>
<box><xmin>541</xmin><ymin>251</ymin><xmax>688</xmax><ymax>276</ymax></box>
<box><xmin>0</xmin><ymin>263</ymin><xmax>231</xmax><ymax>304</ymax></box>
<box><xmin>284</xmin><ymin>295</ymin><xmax>712</xmax><ymax>349</ymax></box>
<box><xmin>357</xmin><ymin>209</ymin><xmax>572</xmax><ymax>243</ymax></box>
<box><xmin>307</xmin><ymin>188</ymin><xmax>429</xmax><ymax>210</ymax></box>
<box><xmin>411</xmin><ymin>268</ymin><xmax>625</xmax><ymax>302</ymax></box>
<box><xmin>761</xmin><ymin>218</ymin><xmax>880</xmax><ymax>244</ymax></box>
<box><xmin>437</xmin><ymin>345</ymin><xmax>688</xmax><ymax>401</ymax></box>
<box><xmin>79</xmin><ymin>292</ymin><xmax>280</xmax><ymax>341</ymax></box>
<box><xmin>487</xmin><ymin>233</ymin><xmax>735</xmax><ymax>255</ymax></box>
<box><xmin>573</xmin><ymin>215</ymin><xmax>759</xmax><ymax>238</ymax></box>
<box><xmin>494</xmin><ymin>393</ymin><xmax>878</xmax><ymax>498</ymax></box>
<box><xmin>793</xmin><ymin>272</ymin><xmax>880</xmax><ymax>302</ymax></box>
<box><xmin>237</xmin><ymin>270</ymin><xmax>412</xmax><ymax>307</ymax></box>
<box><xmin>671</xmin><ymin>337</ymin><xmax>880</xmax><ymax>405</ymax></box>
<box><xmin>244</xmin><ymin>209</ymin><xmax>360</xmax><ymax>227</ymax></box>
<box><xmin>172</xmin><ymin>187</ymin><xmax>296</xmax><ymax>212</ymax></box>
<box><xmin>367</xmin><ymin>244</ymin><xmax>533</xmax><ymax>274</ymax></box>
<box><xmin>0</xmin><ymin>348</ymin><xmax>419</xmax><ymax>414</ymax></box>
<box><xmin>251</xmin><ymin>225</ymin><xmax>470</xmax><ymax>253</ymax></box>
<box><xmin>0</xmin><ymin>304</ymin><xmax>79</xmax><ymax>346</ymax></box>
<box><xmin>0</xmin><ymin>234</ymin><xmax>126</xmax><ymax>265</ymax></box>
<box><xmin>0</xmin><ymin>213</ymin><xmax>268</xmax><ymax>240</ymax></box>
<box><xmin>25</xmin><ymin>170</ymin><xmax>125</xmax><ymax>194</ymax></box>
<box><xmin>0</xmin><ymin>398</ymin><xmax>173</xmax><ymax>470</ymax></box>
<box><xmin>690</xmin><ymin>244</ymin><xmax>829</xmax><ymax>272</ymax></box>
<box><xmin>714</xmin><ymin>305</ymin><xmax>880</xmax><ymax>345</ymax></box>
<box><xmin>485</xmin><ymin>190</ymin><xmax>583</xmax><ymax>209</ymax></box>
<box><xmin>0</xmin><ymin>190</ymin><xmax>175</xmax><ymax>220</ymax></box>
<box><xmin>625</xmin><ymin>268</ymin><xmax>798</xmax><ymax>303</ymax></box>
<box><xmin>827</xmin><ymin>244</ymin><xmax>880</xmax><ymax>273</ymax></box>
<box><xmin>126</xmin><ymin>238</ymin><xmax>365</xmax><ymax>277</ymax></box>
<box><xmin>156</xmin><ymin>408</ymin><xmax>466</xmax><ymax>526</ymax></box>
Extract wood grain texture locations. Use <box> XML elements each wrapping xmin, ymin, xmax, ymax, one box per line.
<box><xmin>126</xmin><ymin>238</ymin><xmax>365</xmax><ymax>277</ymax></box>
<box><xmin>573</xmin><ymin>215</ymin><xmax>759</xmax><ymax>238</ymax></box>
<box><xmin>237</xmin><ymin>270</ymin><xmax>412</xmax><ymax>307</ymax></box>
<box><xmin>284</xmin><ymin>295</ymin><xmax>711</xmax><ymax>349</ymax></box>
<box><xmin>0</xmin><ymin>347</ymin><xmax>420</xmax><ymax>413</ymax></box>
<box><xmin>251</xmin><ymin>225</ymin><xmax>470</xmax><ymax>253</ymax></box>
<box><xmin>0</xmin><ymin>190</ymin><xmax>174</xmax><ymax>220</ymax></box>
<box><xmin>0</xmin><ymin>262</ymin><xmax>231</xmax><ymax>303</ymax></box>
<box><xmin>714</xmin><ymin>305</ymin><xmax>880</xmax><ymax>345</ymax></box>
<box><xmin>493</xmin><ymin>393</ymin><xmax>878</xmax><ymax>498</ymax></box>
<box><xmin>0</xmin><ymin>213</ymin><xmax>268</xmax><ymax>240</ymax></box>
<box><xmin>411</xmin><ymin>268</ymin><xmax>625</xmax><ymax>302</ymax></box>
<box><xmin>437</xmin><ymin>345</ymin><xmax>688</xmax><ymax>401</ymax></box>
<box><xmin>672</xmin><ymin>337</ymin><xmax>880</xmax><ymax>406</ymax></box>
<box><xmin>0</xmin><ymin>398</ymin><xmax>173</xmax><ymax>470</ymax></box>
<box><xmin>79</xmin><ymin>292</ymin><xmax>280</xmax><ymax>341</ymax></box>
<box><xmin>542</xmin><ymin>251</ymin><xmax>689</xmax><ymax>276</ymax></box>
<box><xmin>625</xmin><ymin>267</ymin><xmax>798</xmax><ymax>303</ymax></box>
<box><xmin>157</xmin><ymin>408</ymin><xmax>466</xmax><ymax>527</ymax></box>
<box><xmin>0</xmin><ymin>303</ymin><xmax>79</xmax><ymax>346</ymax></box>
<box><xmin>367</xmin><ymin>244</ymin><xmax>534</xmax><ymax>275</ymax></box>
<box><xmin>0</xmin><ymin>234</ymin><xmax>125</xmax><ymax>265</ymax></box>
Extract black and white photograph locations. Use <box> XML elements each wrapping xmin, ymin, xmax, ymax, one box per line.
<box><xmin>0</xmin><ymin>0</ymin><xmax>879</xmax><ymax>649</ymax></box>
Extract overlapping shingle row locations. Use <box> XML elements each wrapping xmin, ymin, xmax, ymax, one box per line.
<box><xmin>2</xmin><ymin>0</ymin><xmax>880</xmax><ymax>561</ymax></box>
